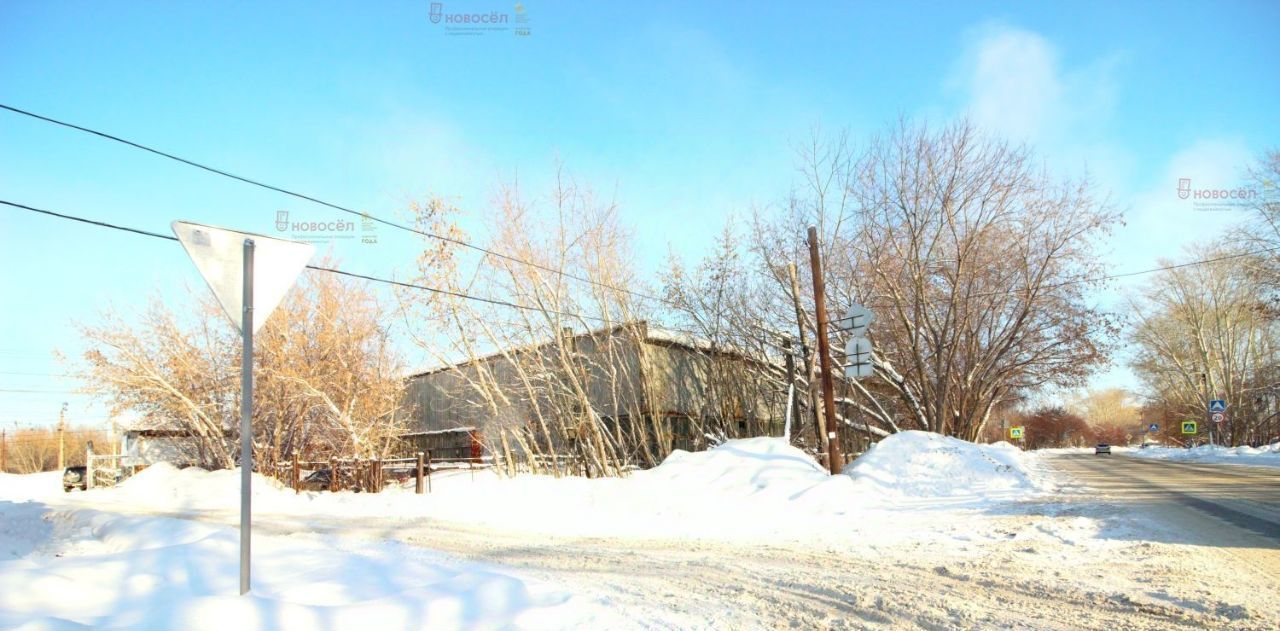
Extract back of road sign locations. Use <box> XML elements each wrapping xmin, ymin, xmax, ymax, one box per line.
<box><xmin>844</xmin><ymin>336</ymin><xmax>874</xmax><ymax>378</ymax></box>
<box><xmin>172</xmin><ymin>221</ymin><xmax>314</xmax><ymax>334</ymax></box>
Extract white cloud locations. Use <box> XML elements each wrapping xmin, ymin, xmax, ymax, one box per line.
<box><xmin>960</xmin><ymin>26</ymin><xmax>1065</xmax><ymax>142</ymax></box>
<box><xmin>1117</xmin><ymin>138</ymin><xmax>1253</xmax><ymax>268</ymax></box>
<box><xmin>948</xmin><ymin>23</ymin><xmax>1126</xmax><ymax>186</ymax></box>
<box><xmin>947</xmin><ymin>24</ymin><xmax>1262</xmax><ymax>395</ymax></box>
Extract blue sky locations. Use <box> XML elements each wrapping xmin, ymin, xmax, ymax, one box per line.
<box><xmin>2</xmin><ymin>1</ymin><xmax>1278</xmax><ymax>428</ymax></box>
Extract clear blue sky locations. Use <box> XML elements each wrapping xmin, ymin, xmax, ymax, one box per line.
<box><xmin>2</xmin><ymin>1</ymin><xmax>1278</xmax><ymax>427</ymax></box>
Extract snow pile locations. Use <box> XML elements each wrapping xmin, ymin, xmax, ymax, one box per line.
<box><xmin>111</xmin><ymin>462</ymin><xmax>294</xmax><ymax>511</ymax></box>
<box><xmin>0</xmin><ymin>506</ymin><xmax>599</xmax><ymax>630</ymax></box>
<box><xmin>0</xmin><ymin>472</ymin><xmax>64</xmax><ymax>502</ymax></box>
<box><xmin>636</xmin><ymin>437</ymin><xmax>830</xmax><ymax>497</ymax></box>
<box><xmin>845</xmin><ymin>431</ymin><xmax>1053</xmax><ymax>498</ymax></box>
<box><xmin>1127</xmin><ymin>443</ymin><xmax>1280</xmax><ymax>468</ymax></box>
<box><xmin>2</xmin><ymin>431</ymin><xmax>1058</xmax><ymax>547</ymax></box>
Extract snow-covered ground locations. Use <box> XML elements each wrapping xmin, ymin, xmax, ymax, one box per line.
<box><xmin>2</xmin><ymin>431</ymin><xmax>1276</xmax><ymax>629</ymax></box>
<box><xmin>1125</xmin><ymin>443</ymin><xmax>1280</xmax><ymax>467</ymax></box>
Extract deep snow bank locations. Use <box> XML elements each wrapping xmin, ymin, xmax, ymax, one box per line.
<box><xmin>2</xmin><ymin>431</ymin><xmax>1057</xmax><ymax>544</ymax></box>
<box><xmin>1127</xmin><ymin>443</ymin><xmax>1280</xmax><ymax>468</ymax></box>
<box><xmin>0</xmin><ymin>505</ymin><xmax>597</xmax><ymax>630</ymax></box>
<box><xmin>844</xmin><ymin>431</ymin><xmax>1052</xmax><ymax>497</ymax></box>
<box><xmin>637</xmin><ymin>437</ymin><xmax>829</xmax><ymax>496</ymax></box>
<box><xmin>0</xmin><ymin>471</ymin><xmax>63</xmax><ymax>502</ymax></box>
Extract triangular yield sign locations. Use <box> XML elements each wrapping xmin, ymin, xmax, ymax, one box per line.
<box><xmin>172</xmin><ymin>221</ymin><xmax>315</xmax><ymax>334</ymax></box>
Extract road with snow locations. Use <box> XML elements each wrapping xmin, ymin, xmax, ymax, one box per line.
<box><xmin>1049</xmin><ymin>453</ymin><xmax>1280</xmax><ymax>578</ymax></box>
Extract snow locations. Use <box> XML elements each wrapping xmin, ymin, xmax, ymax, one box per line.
<box><xmin>1125</xmin><ymin>443</ymin><xmax>1280</xmax><ymax>468</ymax></box>
<box><xmin>0</xmin><ymin>431</ymin><xmax>1060</xmax><ymax>629</ymax></box>
<box><xmin>845</xmin><ymin>431</ymin><xmax>1053</xmax><ymax>498</ymax></box>
<box><xmin>0</xmin><ymin>507</ymin><xmax>593</xmax><ymax>631</ymax></box>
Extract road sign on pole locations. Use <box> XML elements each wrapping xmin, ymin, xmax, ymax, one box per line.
<box><xmin>1009</xmin><ymin>426</ymin><xmax>1024</xmax><ymax>439</ymax></box>
<box><xmin>1147</xmin><ymin>423</ymin><xmax>1159</xmax><ymax>433</ymax></box>
<box><xmin>836</xmin><ymin>304</ymin><xmax>875</xmax><ymax>335</ymax></box>
<box><xmin>1208</xmin><ymin>400</ymin><xmax>1227</xmax><ymax>413</ymax></box>
<box><xmin>843</xmin><ymin>336</ymin><xmax>874</xmax><ymax>379</ymax></box>
<box><xmin>173</xmin><ymin>221</ymin><xmax>313</xmax><ymax>596</ymax></box>
<box><xmin>1211</xmin><ymin>412</ymin><xmax>1225</xmax><ymax>423</ymax></box>
<box><xmin>1181</xmin><ymin>421</ymin><xmax>1197</xmax><ymax>435</ymax></box>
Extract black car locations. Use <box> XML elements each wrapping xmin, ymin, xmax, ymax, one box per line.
<box><xmin>299</xmin><ymin>468</ymin><xmax>334</xmax><ymax>492</ymax></box>
<box><xmin>62</xmin><ymin>466</ymin><xmax>87</xmax><ymax>492</ymax></box>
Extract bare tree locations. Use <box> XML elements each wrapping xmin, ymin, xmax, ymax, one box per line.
<box><xmin>76</xmin><ymin>266</ymin><xmax>406</xmax><ymax>470</ymax></box>
<box><xmin>400</xmin><ymin>172</ymin><xmax>663</xmax><ymax>475</ymax></box>
<box><xmin>751</xmin><ymin>119</ymin><xmax>1121</xmax><ymax>441</ymax></box>
<box><xmin>1129</xmin><ymin>244</ymin><xmax>1280</xmax><ymax>446</ymax></box>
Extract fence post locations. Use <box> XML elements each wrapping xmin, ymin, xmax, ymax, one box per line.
<box><xmin>292</xmin><ymin>453</ymin><xmax>300</xmax><ymax>494</ymax></box>
<box><xmin>374</xmin><ymin>456</ymin><xmax>382</xmax><ymax>493</ymax></box>
<box><xmin>86</xmin><ymin>447</ymin><xmax>94</xmax><ymax>490</ymax></box>
<box><xmin>329</xmin><ymin>457</ymin><xmax>337</xmax><ymax>492</ymax></box>
<box><xmin>415</xmin><ymin>452</ymin><xmax>424</xmax><ymax>494</ymax></box>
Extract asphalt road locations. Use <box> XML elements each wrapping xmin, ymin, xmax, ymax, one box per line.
<box><xmin>1050</xmin><ymin>453</ymin><xmax>1280</xmax><ymax>580</ymax></box>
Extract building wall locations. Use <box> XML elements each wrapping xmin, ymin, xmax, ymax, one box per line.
<box><xmin>403</xmin><ymin>324</ymin><xmax>784</xmax><ymax>459</ymax></box>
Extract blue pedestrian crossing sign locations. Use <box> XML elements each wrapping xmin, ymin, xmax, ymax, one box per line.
<box><xmin>1147</xmin><ymin>423</ymin><xmax>1159</xmax><ymax>433</ymax></box>
<box><xmin>1208</xmin><ymin>400</ymin><xmax>1227</xmax><ymax>413</ymax></box>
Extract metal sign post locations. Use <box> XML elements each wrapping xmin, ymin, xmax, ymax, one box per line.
<box><xmin>1207</xmin><ymin>399</ymin><xmax>1227</xmax><ymax>446</ymax></box>
<box><xmin>239</xmin><ymin>239</ymin><xmax>254</xmax><ymax>595</ymax></box>
<box><xmin>172</xmin><ymin>221</ymin><xmax>312</xmax><ymax>596</ymax></box>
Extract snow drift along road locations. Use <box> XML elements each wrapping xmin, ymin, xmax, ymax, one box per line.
<box><xmin>70</xmin><ymin>431</ymin><xmax>1051</xmax><ymax>540</ymax></box>
<box><xmin>0</xmin><ymin>432</ymin><xmax>1057</xmax><ymax>629</ymax></box>
<box><xmin>1126</xmin><ymin>443</ymin><xmax>1280</xmax><ymax>468</ymax></box>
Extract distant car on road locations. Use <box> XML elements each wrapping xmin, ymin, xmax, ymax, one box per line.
<box><xmin>1095</xmin><ymin>444</ymin><xmax>1111</xmax><ymax>455</ymax></box>
<box><xmin>62</xmin><ymin>466</ymin><xmax>87</xmax><ymax>492</ymax></box>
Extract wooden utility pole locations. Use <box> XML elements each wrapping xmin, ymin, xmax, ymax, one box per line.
<box><xmin>1</xmin><ymin>429</ymin><xmax>6</xmax><ymax>473</ymax></box>
<box><xmin>807</xmin><ymin>227</ymin><xmax>844</xmax><ymax>474</ymax></box>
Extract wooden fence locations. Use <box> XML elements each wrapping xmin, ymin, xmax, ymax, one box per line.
<box><xmin>264</xmin><ymin>449</ymin><xmax>615</xmax><ymax>493</ymax></box>
<box><xmin>266</xmin><ymin>451</ymin><xmax>500</xmax><ymax>494</ymax></box>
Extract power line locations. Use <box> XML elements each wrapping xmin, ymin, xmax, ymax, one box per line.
<box><xmin>8</xmin><ymin>192</ymin><xmax>1276</xmax><ymax>331</ymax></box>
<box><xmin>0</xmin><ymin>198</ymin><xmax>619</xmax><ymax>324</ymax></box>
<box><xmin>0</xmin><ymin>102</ymin><xmax>674</xmax><ymax>308</ymax></box>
